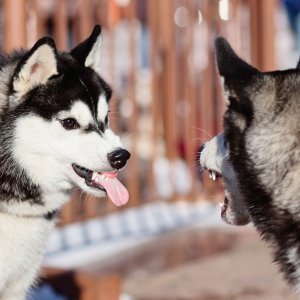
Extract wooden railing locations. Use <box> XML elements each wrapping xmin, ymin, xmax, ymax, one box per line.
<box><xmin>2</xmin><ymin>0</ymin><xmax>276</xmax><ymax>225</ymax></box>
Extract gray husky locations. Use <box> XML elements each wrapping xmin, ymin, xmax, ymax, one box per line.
<box><xmin>0</xmin><ymin>25</ymin><xmax>130</xmax><ymax>299</ymax></box>
<box><xmin>200</xmin><ymin>38</ymin><xmax>300</xmax><ymax>291</ymax></box>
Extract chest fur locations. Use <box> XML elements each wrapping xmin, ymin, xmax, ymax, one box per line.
<box><xmin>0</xmin><ymin>214</ymin><xmax>54</xmax><ymax>286</ymax></box>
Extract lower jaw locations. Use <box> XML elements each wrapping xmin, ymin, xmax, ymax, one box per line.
<box><xmin>85</xmin><ymin>179</ymin><xmax>106</xmax><ymax>193</ymax></box>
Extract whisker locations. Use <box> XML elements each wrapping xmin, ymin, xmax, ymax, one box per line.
<box><xmin>83</xmin><ymin>194</ymin><xmax>91</xmax><ymax>205</ymax></box>
<box><xmin>192</xmin><ymin>137</ymin><xmax>210</xmax><ymax>144</ymax></box>
<box><xmin>192</xmin><ymin>127</ymin><xmax>213</xmax><ymax>140</ymax></box>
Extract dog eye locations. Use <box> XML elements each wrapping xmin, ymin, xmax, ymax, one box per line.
<box><xmin>60</xmin><ymin>118</ymin><xmax>80</xmax><ymax>130</ymax></box>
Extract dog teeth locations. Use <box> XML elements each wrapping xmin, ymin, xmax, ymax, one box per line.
<box><xmin>92</xmin><ymin>172</ymin><xmax>97</xmax><ymax>180</ymax></box>
<box><xmin>208</xmin><ymin>170</ymin><xmax>217</xmax><ymax>181</ymax></box>
<box><xmin>212</xmin><ymin>171</ymin><xmax>216</xmax><ymax>181</ymax></box>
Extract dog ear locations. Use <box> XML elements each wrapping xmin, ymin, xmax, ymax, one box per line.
<box><xmin>11</xmin><ymin>37</ymin><xmax>58</xmax><ymax>105</ymax></box>
<box><xmin>70</xmin><ymin>25</ymin><xmax>102</xmax><ymax>75</ymax></box>
<box><xmin>215</xmin><ymin>37</ymin><xmax>259</xmax><ymax>80</ymax></box>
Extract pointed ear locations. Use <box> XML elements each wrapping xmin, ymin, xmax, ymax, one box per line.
<box><xmin>12</xmin><ymin>37</ymin><xmax>58</xmax><ymax>103</ymax></box>
<box><xmin>296</xmin><ymin>58</ymin><xmax>300</xmax><ymax>69</ymax></box>
<box><xmin>215</xmin><ymin>37</ymin><xmax>259</xmax><ymax>80</ymax></box>
<box><xmin>70</xmin><ymin>25</ymin><xmax>102</xmax><ymax>74</ymax></box>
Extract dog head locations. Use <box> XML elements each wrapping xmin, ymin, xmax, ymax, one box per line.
<box><xmin>215</xmin><ymin>38</ymin><xmax>300</xmax><ymax>226</ymax></box>
<box><xmin>4</xmin><ymin>25</ymin><xmax>130</xmax><ymax>212</ymax></box>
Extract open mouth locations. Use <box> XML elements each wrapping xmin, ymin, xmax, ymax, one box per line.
<box><xmin>72</xmin><ymin>164</ymin><xmax>129</xmax><ymax>206</ymax></box>
<box><xmin>207</xmin><ymin>169</ymin><xmax>222</xmax><ymax>181</ymax></box>
<box><xmin>205</xmin><ymin>168</ymin><xmax>228</xmax><ymax>218</ymax></box>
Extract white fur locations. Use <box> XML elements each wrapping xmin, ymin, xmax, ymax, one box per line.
<box><xmin>97</xmin><ymin>95</ymin><xmax>109</xmax><ymax>122</ymax></box>
<box><xmin>287</xmin><ymin>247</ymin><xmax>300</xmax><ymax>293</ymax></box>
<box><xmin>0</xmin><ymin>215</ymin><xmax>54</xmax><ymax>300</ymax></box>
<box><xmin>85</xmin><ymin>35</ymin><xmax>102</xmax><ymax>75</ymax></box>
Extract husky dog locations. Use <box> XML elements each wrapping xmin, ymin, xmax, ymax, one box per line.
<box><xmin>200</xmin><ymin>38</ymin><xmax>300</xmax><ymax>290</ymax></box>
<box><xmin>0</xmin><ymin>25</ymin><xmax>131</xmax><ymax>299</ymax></box>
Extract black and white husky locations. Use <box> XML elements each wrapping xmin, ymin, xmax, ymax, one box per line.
<box><xmin>0</xmin><ymin>25</ymin><xmax>131</xmax><ymax>299</ymax></box>
<box><xmin>200</xmin><ymin>38</ymin><xmax>300</xmax><ymax>291</ymax></box>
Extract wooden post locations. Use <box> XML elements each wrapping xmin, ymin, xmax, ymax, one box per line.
<box><xmin>43</xmin><ymin>269</ymin><xmax>121</xmax><ymax>300</ymax></box>
<box><xmin>54</xmin><ymin>0</ymin><xmax>68</xmax><ymax>51</ymax></box>
<box><xmin>3</xmin><ymin>0</ymin><xmax>27</xmax><ymax>52</ymax></box>
<box><xmin>76</xmin><ymin>273</ymin><xmax>121</xmax><ymax>300</ymax></box>
<box><xmin>182</xmin><ymin>0</ymin><xmax>197</xmax><ymax>200</ymax></box>
<box><xmin>148</xmin><ymin>0</ymin><xmax>160</xmax><ymax>201</ymax></box>
<box><xmin>77</xmin><ymin>0</ymin><xmax>94</xmax><ymax>40</ymax></box>
<box><xmin>125</xmin><ymin>0</ymin><xmax>140</xmax><ymax>207</ymax></box>
<box><xmin>249</xmin><ymin>0</ymin><xmax>276</xmax><ymax>70</ymax></box>
<box><xmin>160</xmin><ymin>0</ymin><xmax>178</xmax><ymax>162</ymax></box>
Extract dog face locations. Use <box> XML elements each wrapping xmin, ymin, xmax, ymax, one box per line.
<box><xmin>215</xmin><ymin>38</ymin><xmax>300</xmax><ymax>287</ymax></box>
<box><xmin>215</xmin><ymin>38</ymin><xmax>300</xmax><ymax>216</ymax></box>
<box><xmin>4</xmin><ymin>26</ymin><xmax>130</xmax><ymax>211</ymax></box>
<box><xmin>200</xmin><ymin>133</ymin><xmax>250</xmax><ymax>225</ymax></box>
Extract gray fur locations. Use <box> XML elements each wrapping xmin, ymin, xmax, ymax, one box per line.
<box><xmin>200</xmin><ymin>37</ymin><xmax>300</xmax><ymax>292</ymax></box>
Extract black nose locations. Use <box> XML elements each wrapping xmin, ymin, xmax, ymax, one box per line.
<box><xmin>198</xmin><ymin>144</ymin><xmax>205</xmax><ymax>154</ymax></box>
<box><xmin>108</xmin><ymin>149</ymin><xmax>131</xmax><ymax>170</ymax></box>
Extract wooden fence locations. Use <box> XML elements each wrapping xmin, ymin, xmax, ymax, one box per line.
<box><xmin>2</xmin><ymin>0</ymin><xmax>276</xmax><ymax>225</ymax></box>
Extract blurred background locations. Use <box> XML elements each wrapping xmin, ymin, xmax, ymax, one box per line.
<box><xmin>2</xmin><ymin>0</ymin><xmax>300</xmax><ymax>299</ymax></box>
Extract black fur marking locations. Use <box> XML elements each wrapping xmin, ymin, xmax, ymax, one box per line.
<box><xmin>44</xmin><ymin>209</ymin><xmax>58</xmax><ymax>220</ymax></box>
<box><xmin>0</xmin><ymin>114</ymin><xmax>42</xmax><ymax>205</ymax></box>
<box><xmin>215</xmin><ymin>37</ymin><xmax>259</xmax><ymax>79</ymax></box>
<box><xmin>85</xmin><ymin>122</ymin><xmax>105</xmax><ymax>134</ymax></box>
<box><xmin>70</xmin><ymin>25</ymin><xmax>101</xmax><ymax>66</ymax></box>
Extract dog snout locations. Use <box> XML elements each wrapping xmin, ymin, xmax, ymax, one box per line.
<box><xmin>108</xmin><ymin>149</ymin><xmax>131</xmax><ymax>170</ymax></box>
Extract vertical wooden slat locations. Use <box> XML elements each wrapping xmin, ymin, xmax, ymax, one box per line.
<box><xmin>160</xmin><ymin>0</ymin><xmax>178</xmax><ymax>162</ymax></box>
<box><xmin>198</xmin><ymin>0</ymin><xmax>219</xmax><ymax>197</ymax></box>
<box><xmin>249</xmin><ymin>0</ymin><xmax>276</xmax><ymax>70</ymax></box>
<box><xmin>126</xmin><ymin>0</ymin><xmax>140</xmax><ymax>207</ymax></box>
<box><xmin>54</xmin><ymin>0</ymin><xmax>68</xmax><ymax>51</ymax></box>
<box><xmin>148</xmin><ymin>0</ymin><xmax>160</xmax><ymax>202</ymax></box>
<box><xmin>77</xmin><ymin>0</ymin><xmax>94</xmax><ymax>40</ymax></box>
<box><xmin>30</xmin><ymin>0</ymin><xmax>47</xmax><ymax>43</ymax></box>
<box><xmin>3</xmin><ymin>0</ymin><xmax>27</xmax><ymax>52</ymax></box>
<box><xmin>159</xmin><ymin>0</ymin><xmax>179</xmax><ymax>200</ymax></box>
<box><xmin>188</xmin><ymin>0</ymin><xmax>199</xmax><ymax>199</ymax></box>
<box><xmin>182</xmin><ymin>0</ymin><xmax>197</xmax><ymax>200</ymax></box>
<box><xmin>107</xmin><ymin>39</ymin><xmax>118</xmax><ymax>132</ymax></box>
<box><xmin>76</xmin><ymin>273</ymin><xmax>121</xmax><ymax>300</ymax></box>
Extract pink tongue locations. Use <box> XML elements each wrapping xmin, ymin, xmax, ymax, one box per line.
<box><xmin>97</xmin><ymin>173</ymin><xmax>129</xmax><ymax>206</ymax></box>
